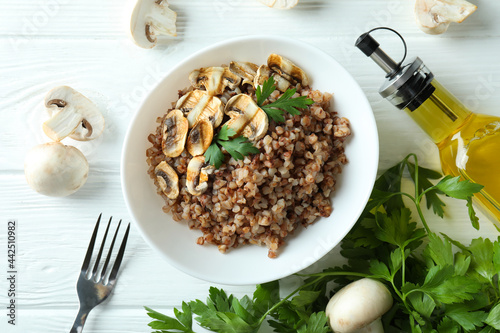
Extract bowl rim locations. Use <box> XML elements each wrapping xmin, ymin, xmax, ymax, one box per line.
<box><xmin>120</xmin><ymin>34</ymin><xmax>379</xmax><ymax>285</ymax></box>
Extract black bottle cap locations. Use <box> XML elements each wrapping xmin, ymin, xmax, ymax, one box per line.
<box><xmin>355</xmin><ymin>33</ymin><xmax>380</xmax><ymax>57</ymax></box>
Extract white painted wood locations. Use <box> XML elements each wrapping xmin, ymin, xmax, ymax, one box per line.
<box><xmin>0</xmin><ymin>0</ymin><xmax>499</xmax><ymax>332</ymax></box>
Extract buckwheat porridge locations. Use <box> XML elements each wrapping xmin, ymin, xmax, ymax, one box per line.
<box><xmin>146</xmin><ymin>54</ymin><xmax>351</xmax><ymax>258</ymax></box>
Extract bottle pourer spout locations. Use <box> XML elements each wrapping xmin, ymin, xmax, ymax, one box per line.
<box><xmin>355</xmin><ymin>32</ymin><xmax>400</xmax><ymax>75</ymax></box>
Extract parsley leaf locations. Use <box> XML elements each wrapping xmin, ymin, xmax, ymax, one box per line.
<box><xmin>219</xmin><ymin>136</ymin><xmax>260</xmax><ymax>161</ymax></box>
<box><xmin>255</xmin><ymin>76</ymin><xmax>276</xmax><ymax>106</ymax></box>
<box><xmin>261</xmin><ymin>89</ymin><xmax>313</xmax><ymax>123</ymax></box>
<box><xmin>407</xmin><ymin>162</ymin><xmax>446</xmax><ymax>217</ymax></box>
<box><xmin>145</xmin><ymin>304</ymin><xmax>194</xmax><ymax>333</ymax></box>
<box><xmin>204</xmin><ymin>143</ymin><xmax>225</xmax><ymax>169</ymax></box>
<box><xmin>204</xmin><ymin>125</ymin><xmax>260</xmax><ymax>169</ymax></box>
<box><xmin>435</xmin><ymin>175</ymin><xmax>484</xmax><ymax>200</ymax></box>
<box><xmin>256</xmin><ymin>77</ymin><xmax>313</xmax><ymax>123</ymax></box>
<box><xmin>485</xmin><ymin>303</ymin><xmax>500</xmax><ymax>329</ymax></box>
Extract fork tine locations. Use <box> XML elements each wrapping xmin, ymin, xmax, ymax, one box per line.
<box><xmin>108</xmin><ymin>223</ymin><xmax>130</xmax><ymax>282</ymax></box>
<box><xmin>100</xmin><ymin>220</ymin><xmax>121</xmax><ymax>279</ymax></box>
<box><xmin>81</xmin><ymin>213</ymin><xmax>102</xmax><ymax>272</ymax></box>
<box><xmin>91</xmin><ymin>216</ymin><xmax>112</xmax><ymax>276</ymax></box>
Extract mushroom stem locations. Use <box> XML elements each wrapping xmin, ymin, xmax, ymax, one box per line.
<box><xmin>353</xmin><ymin>318</ymin><xmax>384</xmax><ymax>333</ymax></box>
<box><xmin>146</xmin><ymin>4</ymin><xmax>176</xmax><ymax>37</ymax></box>
<box><xmin>130</xmin><ymin>0</ymin><xmax>177</xmax><ymax>48</ymax></box>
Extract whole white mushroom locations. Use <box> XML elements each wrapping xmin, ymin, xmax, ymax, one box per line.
<box><xmin>24</xmin><ymin>142</ymin><xmax>89</xmax><ymax>197</ymax></box>
<box><xmin>325</xmin><ymin>278</ymin><xmax>393</xmax><ymax>333</ymax></box>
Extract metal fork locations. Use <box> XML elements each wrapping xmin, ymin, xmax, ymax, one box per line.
<box><xmin>70</xmin><ymin>214</ymin><xmax>130</xmax><ymax>333</ymax></box>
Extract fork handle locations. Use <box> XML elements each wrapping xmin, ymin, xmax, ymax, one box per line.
<box><xmin>70</xmin><ymin>307</ymin><xmax>91</xmax><ymax>333</ymax></box>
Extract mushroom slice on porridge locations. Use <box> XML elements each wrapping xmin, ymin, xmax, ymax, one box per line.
<box><xmin>155</xmin><ymin>161</ymin><xmax>179</xmax><ymax>200</ymax></box>
<box><xmin>186</xmin><ymin>119</ymin><xmax>213</xmax><ymax>156</ymax></box>
<box><xmin>162</xmin><ymin>109</ymin><xmax>188</xmax><ymax>157</ymax></box>
<box><xmin>175</xmin><ymin>90</ymin><xmax>224</xmax><ymax>128</ymax></box>
<box><xmin>254</xmin><ymin>64</ymin><xmax>291</xmax><ymax>92</ymax></box>
<box><xmin>186</xmin><ymin>156</ymin><xmax>215</xmax><ymax>196</ymax></box>
<box><xmin>267</xmin><ymin>53</ymin><xmax>310</xmax><ymax>87</ymax></box>
<box><xmin>224</xmin><ymin>94</ymin><xmax>269</xmax><ymax>141</ymax></box>
<box><xmin>229</xmin><ymin>61</ymin><xmax>259</xmax><ymax>88</ymax></box>
<box><xmin>189</xmin><ymin>67</ymin><xmax>241</xmax><ymax>96</ymax></box>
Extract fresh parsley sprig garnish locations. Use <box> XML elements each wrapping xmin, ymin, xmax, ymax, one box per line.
<box><xmin>256</xmin><ymin>76</ymin><xmax>314</xmax><ymax>123</ymax></box>
<box><xmin>145</xmin><ymin>153</ymin><xmax>498</xmax><ymax>333</ymax></box>
<box><xmin>204</xmin><ymin>125</ymin><xmax>260</xmax><ymax>169</ymax></box>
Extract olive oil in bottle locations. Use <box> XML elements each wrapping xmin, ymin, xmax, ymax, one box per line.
<box><xmin>356</xmin><ymin>28</ymin><xmax>500</xmax><ymax>226</ymax></box>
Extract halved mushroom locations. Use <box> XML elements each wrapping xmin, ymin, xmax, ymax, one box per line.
<box><xmin>176</xmin><ymin>90</ymin><xmax>224</xmax><ymax>128</ymax></box>
<box><xmin>229</xmin><ymin>61</ymin><xmax>259</xmax><ymax>87</ymax></box>
<box><xmin>155</xmin><ymin>161</ymin><xmax>179</xmax><ymax>199</ymax></box>
<box><xmin>186</xmin><ymin>119</ymin><xmax>213</xmax><ymax>156</ymax></box>
<box><xmin>189</xmin><ymin>67</ymin><xmax>241</xmax><ymax>96</ymax></box>
<box><xmin>130</xmin><ymin>0</ymin><xmax>177</xmax><ymax>49</ymax></box>
<box><xmin>258</xmin><ymin>0</ymin><xmax>299</xmax><ymax>9</ymax></box>
<box><xmin>268</xmin><ymin>54</ymin><xmax>309</xmax><ymax>87</ymax></box>
<box><xmin>415</xmin><ymin>0</ymin><xmax>477</xmax><ymax>35</ymax></box>
<box><xmin>43</xmin><ymin>86</ymin><xmax>105</xmax><ymax>142</ymax></box>
<box><xmin>186</xmin><ymin>156</ymin><xmax>215</xmax><ymax>196</ymax></box>
<box><xmin>254</xmin><ymin>65</ymin><xmax>291</xmax><ymax>93</ymax></box>
<box><xmin>162</xmin><ymin>109</ymin><xmax>189</xmax><ymax>157</ymax></box>
<box><xmin>224</xmin><ymin>94</ymin><xmax>268</xmax><ymax>142</ymax></box>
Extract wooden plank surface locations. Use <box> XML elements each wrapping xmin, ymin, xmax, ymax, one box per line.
<box><xmin>1</xmin><ymin>0</ymin><xmax>499</xmax><ymax>332</ymax></box>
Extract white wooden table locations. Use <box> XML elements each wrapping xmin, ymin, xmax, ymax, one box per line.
<box><xmin>1</xmin><ymin>1</ymin><xmax>499</xmax><ymax>332</ymax></box>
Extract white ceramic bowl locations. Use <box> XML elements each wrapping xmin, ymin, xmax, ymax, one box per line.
<box><xmin>121</xmin><ymin>35</ymin><xmax>379</xmax><ymax>285</ymax></box>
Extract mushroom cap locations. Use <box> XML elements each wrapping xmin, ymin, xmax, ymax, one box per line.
<box><xmin>24</xmin><ymin>142</ymin><xmax>89</xmax><ymax>197</ymax></box>
<box><xmin>130</xmin><ymin>0</ymin><xmax>177</xmax><ymax>49</ymax></box>
<box><xmin>44</xmin><ymin>86</ymin><xmax>105</xmax><ymax>142</ymax></box>
<box><xmin>326</xmin><ymin>278</ymin><xmax>393</xmax><ymax>333</ymax></box>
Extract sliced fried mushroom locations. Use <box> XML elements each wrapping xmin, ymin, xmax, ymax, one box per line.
<box><xmin>162</xmin><ymin>109</ymin><xmax>188</xmax><ymax>157</ymax></box>
<box><xmin>258</xmin><ymin>0</ymin><xmax>299</xmax><ymax>9</ymax></box>
<box><xmin>186</xmin><ymin>156</ymin><xmax>215</xmax><ymax>196</ymax></box>
<box><xmin>254</xmin><ymin>65</ymin><xmax>291</xmax><ymax>92</ymax></box>
<box><xmin>242</xmin><ymin>109</ymin><xmax>269</xmax><ymax>142</ymax></box>
<box><xmin>186</xmin><ymin>119</ymin><xmax>213</xmax><ymax>156</ymax></box>
<box><xmin>155</xmin><ymin>161</ymin><xmax>179</xmax><ymax>199</ymax></box>
<box><xmin>189</xmin><ymin>67</ymin><xmax>241</xmax><ymax>96</ymax></box>
<box><xmin>229</xmin><ymin>61</ymin><xmax>259</xmax><ymax>87</ymax></box>
<box><xmin>268</xmin><ymin>54</ymin><xmax>310</xmax><ymax>87</ymax></box>
<box><xmin>176</xmin><ymin>90</ymin><xmax>224</xmax><ymax>128</ymax></box>
<box><xmin>224</xmin><ymin>94</ymin><xmax>269</xmax><ymax>142</ymax></box>
<box><xmin>43</xmin><ymin>86</ymin><xmax>105</xmax><ymax>142</ymax></box>
<box><xmin>415</xmin><ymin>0</ymin><xmax>477</xmax><ymax>35</ymax></box>
<box><xmin>130</xmin><ymin>0</ymin><xmax>177</xmax><ymax>49</ymax></box>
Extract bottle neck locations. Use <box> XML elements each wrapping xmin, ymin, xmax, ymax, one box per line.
<box><xmin>403</xmin><ymin>79</ymin><xmax>472</xmax><ymax>144</ymax></box>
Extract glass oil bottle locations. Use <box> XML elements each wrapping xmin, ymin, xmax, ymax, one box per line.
<box><xmin>355</xmin><ymin>28</ymin><xmax>500</xmax><ymax>226</ymax></box>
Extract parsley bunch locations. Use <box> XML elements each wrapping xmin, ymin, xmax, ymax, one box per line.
<box><xmin>256</xmin><ymin>76</ymin><xmax>314</xmax><ymax>123</ymax></box>
<box><xmin>146</xmin><ymin>154</ymin><xmax>500</xmax><ymax>332</ymax></box>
